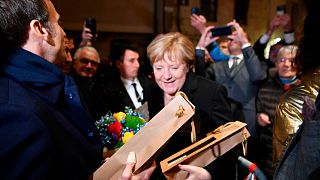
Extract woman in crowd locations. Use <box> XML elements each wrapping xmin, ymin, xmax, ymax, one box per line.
<box><xmin>273</xmin><ymin>0</ymin><xmax>320</xmax><ymax>169</ymax></box>
<box><xmin>147</xmin><ymin>32</ymin><xmax>241</xmax><ymax>179</ymax></box>
<box><xmin>256</xmin><ymin>45</ymin><xmax>299</xmax><ymax>179</ymax></box>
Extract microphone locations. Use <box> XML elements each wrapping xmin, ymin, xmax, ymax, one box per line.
<box><xmin>238</xmin><ymin>156</ymin><xmax>267</xmax><ymax>180</ymax></box>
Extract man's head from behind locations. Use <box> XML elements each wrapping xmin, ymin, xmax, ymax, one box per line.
<box><xmin>0</xmin><ymin>0</ymin><xmax>66</xmax><ymax>63</ymax></box>
<box><xmin>110</xmin><ymin>39</ymin><xmax>140</xmax><ymax>81</ymax></box>
<box><xmin>73</xmin><ymin>46</ymin><xmax>100</xmax><ymax>78</ymax></box>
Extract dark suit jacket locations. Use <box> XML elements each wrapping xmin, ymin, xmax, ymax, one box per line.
<box><xmin>70</xmin><ymin>69</ymin><xmax>112</xmax><ymax>122</ymax></box>
<box><xmin>106</xmin><ymin>70</ymin><xmax>153</xmax><ymax>113</ymax></box>
<box><xmin>0</xmin><ymin>48</ymin><xmax>102</xmax><ymax>179</ymax></box>
<box><xmin>149</xmin><ymin>72</ymin><xmax>239</xmax><ymax>179</ymax></box>
<box><xmin>200</xmin><ymin>46</ymin><xmax>268</xmax><ymax>137</ymax></box>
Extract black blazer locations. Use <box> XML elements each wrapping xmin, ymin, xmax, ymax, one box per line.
<box><xmin>107</xmin><ymin>73</ymin><xmax>154</xmax><ymax>113</ymax></box>
<box><xmin>149</xmin><ymin>72</ymin><xmax>239</xmax><ymax>179</ymax></box>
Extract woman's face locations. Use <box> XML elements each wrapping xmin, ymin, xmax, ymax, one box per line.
<box><xmin>276</xmin><ymin>52</ymin><xmax>297</xmax><ymax>79</ymax></box>
<box><xmin>153</xmin><ymin>53</ymin><xmax>189</xmax><ymax>96</ymax></box>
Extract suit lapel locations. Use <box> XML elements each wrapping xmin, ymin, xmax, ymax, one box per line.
<box><xmin>222</xmin><ymin>61</ymin><xmax>232</xmax><ymax>78</ymax></box>
<box><xmin>110</xmin><ymin>77</ymin><xmax>135</xmax><ymax>109</ymax></box>
<box><xmin>229</xmin><ymin>60</ymin><xmax>244</xmax><ymax>78</ymax></box>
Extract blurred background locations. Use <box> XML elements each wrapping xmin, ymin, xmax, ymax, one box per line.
<box><xmin>55</xmin><ymin>0</ymin><xmax>306</xmax><ymax>61</ymax></box>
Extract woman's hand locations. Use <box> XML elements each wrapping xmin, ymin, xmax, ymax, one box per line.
<box><xmin>257</xmin><ymin>112</ymin><xmax>271</xmax><ymax>127</ymax></box>
<box><xmin>179</xmin><ymin>164</ymin><xmax>212</xmax><ymax>180</ymax></box>
<box><xmin>121</xmin><ymin>152</ymin><xmax>156</xmax><ymax>180</ymax></box>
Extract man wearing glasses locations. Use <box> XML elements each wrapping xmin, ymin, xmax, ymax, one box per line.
<box><xmin>73</xmin><ymin>46</ymin><xmax>100</xmax><ymax>78</ymax></box>
<box><xmin>69</xmin><ymin>46</ymin><xmax>111</xmax><ymax>121</ymax></box>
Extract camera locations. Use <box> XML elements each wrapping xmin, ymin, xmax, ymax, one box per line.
<box><xmin>191</xmin><ymin>7</ymin><xmax>200</xmax><ymax>15</ymax></box>
<box><xmin>85</xmin><ymin>18</ymin><xmax>96</xmax><ymax>36</ymax></box>
<box><xmin>276</xmin><ymin>5</ymin><xmax>286</xmax><ymax>15</ymax></box>
<box><xmin>211</xmin><ymin>26</ymin><xmax>233</xmax><ymax>37</ymax></box>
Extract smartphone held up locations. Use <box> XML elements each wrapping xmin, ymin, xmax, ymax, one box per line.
<box><xmin>191</xmin><ymin>7</ymin><xmax>200</xmax><ymax>15</ymax></box>
<box><xmin>276</xmin><ymin>5</ymin><xmax>286</xmax><ymax>15</ymax></box>
<box><xmin>211</xmin><ymin>26</ymin><xmax>233</xmax><ymax>37</ymax></box>
<box><xmin>85</xmin><ymin>18</ymin><xmax>96</xmax><ymax>36</ymax></box>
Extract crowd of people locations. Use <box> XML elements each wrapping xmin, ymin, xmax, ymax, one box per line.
<box><xmin>0</xmin><ymin>0</ymin><xmax>319</xmax><ymax>179</ymax></box>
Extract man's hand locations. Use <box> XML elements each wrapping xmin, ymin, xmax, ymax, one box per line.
<box><xmin>197</xmin><ymin>26</ymin><xmax>218</xmax><ymax>48</ymax></box>
<box><xmin>267</xmin><ymin>15</ymin><xmax>281</xmax><ymax>36</ymax></box>
<box><xmin>227</xmin><ymin>20</ymin><xmax>249</xmax><ymax>45</ymax></box>
<box><xmin>279</xmin><ymin>14</ymin><xmax>292</xmax><ymax>32</ymax></box>
<box><xmin>190</xmin><ymin>14</ymin><xmax>207</xmax><ymax>34</ymax></box>
<box><xmin>79</xmin><ymin>21</ymin><xmax>97</xmax><ymax>47</ymax></box>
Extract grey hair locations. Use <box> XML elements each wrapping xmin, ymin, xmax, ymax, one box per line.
<box><xmin>73</xmin><ymin>46</ymin><xmax>100</xmax><ymax>62</ymax></box>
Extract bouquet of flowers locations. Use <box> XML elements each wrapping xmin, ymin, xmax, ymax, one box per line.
<box><xmin>95</xmin><ymin>107</ymin><xmax>148</xmax><ymax>151</ymax></box>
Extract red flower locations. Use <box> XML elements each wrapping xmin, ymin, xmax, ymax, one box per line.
<box><xmin>107</xmin><ymin>121</ymin><xmax>122</xmax><ymax>139</ymax></box>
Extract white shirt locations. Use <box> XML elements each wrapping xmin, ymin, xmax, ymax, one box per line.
<box><xmin>121</xmin><ymin>77</ymin><xmax>143</xmax><ymax>109</ymax></box>
<box><xmin>228</xmin><ymin>54</ymin><xmax>244</xmax><ymax>68</ymax></box>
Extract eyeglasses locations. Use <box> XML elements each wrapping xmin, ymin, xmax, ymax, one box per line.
<box><xmin>79</xmin><ymin>58</ymin><xmax>99</xmax><ymax>66</ymax></box>
<box><xmin>278</xmin><ymin>57</ymin><xmax>295</xmax><ymax>64</ymax></box>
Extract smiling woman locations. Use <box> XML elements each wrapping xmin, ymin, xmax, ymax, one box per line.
<box><xmin>146</xmin><ymin>32</ymin><xmax>241</xmax><ymax>179</ymax></box>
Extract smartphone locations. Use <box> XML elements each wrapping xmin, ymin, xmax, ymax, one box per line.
<box><xmin>211</xmin><ymin>26</ymin><xmax>233</xmax><ymax>37</ymax></box>
<box><xmin>85</xmin><ymin>18</ymin><xmax>96</xmax><ymax>35</ymax></box>
<box><xmin>191</xmin><ymin>7</ymin><xmax>200</xmax><ymax>15</ymax></box>
<box><xmin>276</xmin><ymin>5</ymin><xmax>286</xmax><ymax>15</ymax></box>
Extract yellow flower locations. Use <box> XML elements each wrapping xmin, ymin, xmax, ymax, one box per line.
<box><xmin>122</xmin><ymin>131</ymin><xmax>134</xmax><ymax>144</ymax></box>
<box><xmin>113</xmin><ymin>112</ymin><xmax>126</xmax><ymax>122</ymax></box>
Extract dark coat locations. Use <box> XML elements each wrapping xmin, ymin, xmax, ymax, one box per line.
<box><xmin>106</xmin><ymin>70</ymin><xmax>153</xmax><ymax>113</ymax></box>
<box><xmin>256</xmin><ymin>72</ymin><xmax>289</xmax><ymax>179</ymax></box>
<box><xmin>0</xmin><ymin>48</ymin><xmax>102</xmax><ymax>180</ymax></box>
<box><xmin>149</xmin><ymin>72</ymin><xmax>240</xmax><ymax>179</ymax></box>
<box><xmin>69</xmin><ymin>69</ymin><xmax>112</xmax><ymax>122</ymax></box>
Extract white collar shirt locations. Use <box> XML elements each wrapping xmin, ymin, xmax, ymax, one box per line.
<box><xmin>228</xmin><ymin>54</ymin><xmax>244</xmax><ymax>68</ymax></box>
<box><xmin>121</xmin><ymin>77</ymin><xmax>143</xmax><ymax>109</ymax></box>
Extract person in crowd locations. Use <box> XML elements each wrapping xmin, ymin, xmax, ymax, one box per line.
<box><xmin>272</xmin><ymin>0</ymin><xmax>320</xmax><ymax>168</ymax></box>
<box><xmin>273</xmin><ymin>2</ymin><xmax>320</xmax><ymax>177</ymax></box>
<box><xmin>256</xmin><ymin>45</ymin><xmax>299</xmax><ymax>179</ymax></box>
<box><xmin>147</xmin><ymin>32</ymin><xmax>241</xmax><ymax>179</ymax></box>
<box><xmin>0</xmin><ymin>0</ymin><xmax>155</xmax><ymax>179</ymax></box>
<box><xmin>106</xmin><ymin>38</ymin><xmax>153</xmax><ymax>112</ymax></box>
<box><xmin>197</xmin><ymin>21</ymin><xmax>268</xmax><ymax>138</ymax></box>
<box><xmin>195</xmin><ymin>22</ymin><xmax>268</xmax><ymax>166</ymax></box>
<box><xmin>72</xmin><ymin>46</ymin><xmax>100</xmax><ymax>78</ymax></box>
<box><xmin>55</xmin><ymin>29</ymin><xmax>75</xmax><ymax>74</ymax></box>
<box><xmin>190</xmin><ymin>13</ymin><xmax>230</xmax><ymax>62</ymax></box>
<box><xmin>69</xmin><ymin>46</ymin><xmax>112</xmax><ymax>121</ymax></box>
<box><xmin>253</xmin><ymin>12</ymin><xmax>295</xmax><ymax>68</ymax></box>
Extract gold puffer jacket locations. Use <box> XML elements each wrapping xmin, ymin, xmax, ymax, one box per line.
<box><xmin>273</xmin><ymin>67</ymin><xmax>320</xmax><ymax>167</ymax></box>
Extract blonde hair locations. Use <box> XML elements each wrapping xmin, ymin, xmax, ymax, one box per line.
<box><xmin>276</xmin><ymin>45</ymin><xmax>298</xmax><ymax>62</ymax></box>
<box><xmin>147</xmin><ymin>32</ymin><xmax>195</xmax><ymax>68</ymax></box>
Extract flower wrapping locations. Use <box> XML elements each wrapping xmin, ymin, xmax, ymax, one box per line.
<box><xmin>95</xmin><ymin>107</ymin><xmax>147</xmax><ymax>150</ymax></box>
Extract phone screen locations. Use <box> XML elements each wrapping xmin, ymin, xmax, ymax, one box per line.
<box><xmin>211</xmin><ymin>26</ymin><xmax>232</xmax><ymax>37</ymax></box>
